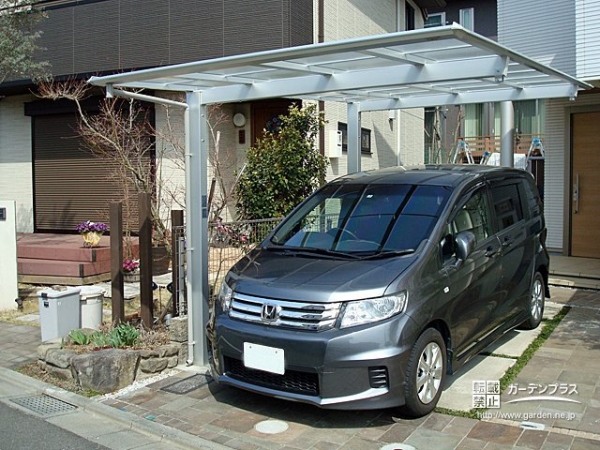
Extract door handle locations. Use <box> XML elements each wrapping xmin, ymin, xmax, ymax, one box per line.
<box><xmin>485</xmin><ymin>246</ymin><xmax>500</xmax><ymax>258</ymax></box>
<box><xmin>573</xmin><ymin>173</ymin><xmax>579</xmax><ymax>214</ymax></box>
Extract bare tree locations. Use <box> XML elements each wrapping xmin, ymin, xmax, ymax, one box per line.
<box><xmin>37</xmin><ymin>80</ymin><xmax>242</xmax><ymax>257</ymax></box>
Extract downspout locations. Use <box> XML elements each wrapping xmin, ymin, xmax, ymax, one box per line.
<box><xmin>318</xmin><ymin>0</ymin><xmax>325</xmax><ymax>176</ymax></box>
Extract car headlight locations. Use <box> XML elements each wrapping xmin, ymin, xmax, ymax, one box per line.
<box><xmin>340</xmin><ymin>291</ymin><xmax>407</xmax><ymax>329</ymax></box>
<box><xmin>217</xmin><ymin>281</ymin><xmax>233</xmax><ymax>312</ymax></box>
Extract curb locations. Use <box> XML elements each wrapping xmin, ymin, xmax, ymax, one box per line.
<box><xmin>0</xmin><ymin>367</ymin><xmax>230</xmax><ymax>450</ymax></box>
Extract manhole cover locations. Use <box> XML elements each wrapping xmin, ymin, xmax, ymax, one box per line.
<box><xmin>254</xmin><ymin>419</ymin><xmax>289</xmax><ymax>434</ymax></box>
<box><xmin>161</xmin><ymin>374</ymin><xmax>212</xmax><ymax>394</ymax></box>
<box><xmin>11</xmin><ymin>395</ymin><xmax>77</xmax><ymax>417</ymax></box>
<box><xmin>380</xmin><ymin>444</ymin><xmax>417</xmax><ymax>450</ymax></box>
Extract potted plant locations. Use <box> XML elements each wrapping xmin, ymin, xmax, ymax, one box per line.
<box><xmin>76</xmin><ymin>220</ymin><xmax>108</xmax><ymax>247</ymax></box>
<box><xmin>122</xmin><ymin>258</ymin><xmax>140</xmax><ymax>282</ymax></box>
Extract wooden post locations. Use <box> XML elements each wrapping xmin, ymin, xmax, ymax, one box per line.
<box><xmin>171</xmin><ymin>210</ymin><xmax>184</xmax><ymax>316</ymax></box>
<box><xmin>110</xmin><ymin>202</ymin><xmax>125</xmax><ymax>325</ymax></box>
<box><xmin>139</xmin><ymin>193</ymin><xmax>153</xmax><ymax>328</ymax></box>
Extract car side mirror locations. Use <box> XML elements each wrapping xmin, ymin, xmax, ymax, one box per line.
<box><xmin>455</xmin><ymin>231</ymin><xmax>476</xmax><ymax>261</ymax></box>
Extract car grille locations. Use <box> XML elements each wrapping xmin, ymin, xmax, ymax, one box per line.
<box><xmin>224</xmin><ymin>356</ymin><xmax>319</xmax><ymax>396</ymax></box>
<box><xmin>229</xmin><ymin>292</ymin><xmax>341</xmax><ymax>331</ymax></box>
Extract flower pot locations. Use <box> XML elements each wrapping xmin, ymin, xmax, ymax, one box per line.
<box><xmin>81</xmin><ymin>231</ymin><xmax>103</xmax><ymax>247</ymax></box>
<box><xmin>123</xmin><ymin>272</ymin><xmax>140</xmax><ymax>283</ymax></box>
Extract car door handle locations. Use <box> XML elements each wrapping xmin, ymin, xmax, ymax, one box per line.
<box><xmin>502</xmin><ymin>237</ymin><xmax>512</xmax><ymax>248</ymax></box>
<box><xmin>485</xmin><ymin>246</ymin><xmax>501</xmax><ymax>258</ymax></box>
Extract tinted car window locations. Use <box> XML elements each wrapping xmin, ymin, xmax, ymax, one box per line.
<box><xmin>271</xmin><ymin>183</ymin><xmax>450</xmax><ymax>254</ymax></box>
<box><xmin>490</xmin><ymin>183</ymin><xmax>523</xmax><ymax>230</ymax></box>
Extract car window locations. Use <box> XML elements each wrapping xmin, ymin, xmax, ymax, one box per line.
<box><xmin>441</xmin><ymin>187</ymin><xmax>493</xmax><ymax>263</ymax></box>
<box><xmin>272</xmin><ymin>183</ymin><xmax>450</xmax><ymax>254</ymax></box>
<box><xmin>447</xmin><ymin>187</ymin><xmax>492</xmax><ymax>248</ymax></box>
<box><xmin>489</xmin><ymin>182</ymin><xmax>524</xmax><ymax>230</ymax></box>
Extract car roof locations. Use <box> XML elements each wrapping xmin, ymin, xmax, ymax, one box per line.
<box><xmin>335</xmin><ymin>164</ymin><xmax>528</xmax><ymax>188</ymax></box>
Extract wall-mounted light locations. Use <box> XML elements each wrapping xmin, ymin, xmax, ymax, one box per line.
<box><xmin>232</xmin><ymin>112</ymin><xmax>246</xmax><ymax>127</ymax></box>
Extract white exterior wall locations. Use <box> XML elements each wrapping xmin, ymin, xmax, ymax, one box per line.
<box><xmin>155</xmin><ymin>95</ymin><xmax>247</xmax><ymax>223</ymax></box>
<box><xmin>322</xmin><ymin>0</ymin><xmax>425</xmax><ymax>179</ymax></box>
<box><xmin>0</xmin><ymin>95</ymin><xmax>34</xmax><ymax>233</ymax></box>
<box><xmin>498</xmin><ymin>0</ymin><xmax>576</xmax><ymax>75</ymax></box>
<box><xmin>576</xmin><ymin>0</ymin><xmax>600</xmax><ymax>80</ymax></box>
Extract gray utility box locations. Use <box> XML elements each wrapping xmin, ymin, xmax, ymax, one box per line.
<box><xmin>38</xmin><ymin>287</ymin><xmax>81</xmax><ymax>342</ymax></box>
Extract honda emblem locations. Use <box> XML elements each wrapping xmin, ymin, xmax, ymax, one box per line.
<box><xmin>261</xmin><ymin>303</ymin><xmax>281</xmax><ymax>322</ymax></box>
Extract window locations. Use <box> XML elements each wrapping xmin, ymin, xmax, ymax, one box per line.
<box><xmin>490</xmin><ymin>183</ymin><xmax>523</xmax><ymax>230</ymax></box>
<box><xmin>338</xmin><ymin>123</ymin><xmax>372</xmax><ymax>154</ymax></box>
<box><xmin>459</xmin><ymin>8</ymin><xmax>474</xmax><ymax>31</ymax></box>
<box><xmin>425</xmin><ymin>12</ymin><xmax>445</xmax><ymax>28</ymax></box>
<box><xmin>450</xmin><ymin>188</ymin><xmax>492</xmax><ymax>245</ymax></box>
<box><xmin>405</xmin><ymin>3</ymin><xmax>415</xmax><ymax>31</ymax></box>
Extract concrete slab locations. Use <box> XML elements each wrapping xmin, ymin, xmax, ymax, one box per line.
<box><xmin>439</xmin><ymin>355</ymin><xmax>515</xmax><ymax>412</ymax></box>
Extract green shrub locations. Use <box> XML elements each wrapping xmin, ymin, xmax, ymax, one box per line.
<box><xmin>235</xmin><ymin>103</ymin><xmax>328</xmax><ymax>220</ymax></box>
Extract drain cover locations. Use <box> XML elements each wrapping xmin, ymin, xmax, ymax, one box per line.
<box><xmin>380</xmin><ymin>444</ymin><xmax>417</xmax><ymax>450</ymax></box>
<box><xmin>161</xmin><ymin>374</ymin><xmax>212</xmax><ymax>394</ymax></box>
<box><xmin>11</xmin><ymin>395</ymin><xmax>77</xmax><ymax>417</ymax></box>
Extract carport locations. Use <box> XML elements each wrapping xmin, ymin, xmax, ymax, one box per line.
<box><xmin>89</xmin><ymin>24</ymin><xmax>591</xmax><ymax>368</ymax></box>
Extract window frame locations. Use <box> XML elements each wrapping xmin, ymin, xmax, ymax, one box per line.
<box><xmin>424</xmin><ymin>12</ymin><xmax>446</xmax><ymax>28</ymax></box>
<box><xmin>338</xmin><ymin>122</ymin><xmax>372</xmax><ymax>154</ymax></box>
<box><xmin>459</xmin><ymin>7</ymin><xmax>475</xmax><ymax>31</ymax></box>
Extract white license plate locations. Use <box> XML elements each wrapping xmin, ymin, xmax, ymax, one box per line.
<box><xmin>243</xmin><ymin>342</ymin><xmax>285</xmax><ymax>375</ymax></box>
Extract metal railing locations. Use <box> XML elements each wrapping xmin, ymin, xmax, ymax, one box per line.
<box><xmin>171</xmin><ymin>217</ymin><xmax>283</xmax><ymax>315</ymax></box>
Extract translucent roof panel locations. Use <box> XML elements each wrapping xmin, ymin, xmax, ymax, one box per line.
<box><xmin>89</xmin><ymin>24</ymin><xmax>591</xmax><ymax>111</ymax></box>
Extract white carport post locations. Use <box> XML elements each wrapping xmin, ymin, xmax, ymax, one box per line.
<box><xmin>347</xmin><ymin>102</ymin><xmax>361</xmax><ymax>173</ymax></box>
<box><xmin>500</xmin><ymin>101</ymin><xmax>515</xmax><ymax>167</ymax></box>
<box><xmin>185</xmin><ymin>91</ymin><xmax>210</xmax><ymax>367</ymax></box>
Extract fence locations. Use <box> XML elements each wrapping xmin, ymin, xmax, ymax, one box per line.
<box><xmin>172</xmin><ymin>217</ymin><xmax>283</xmax><ymax>315</ymax></box>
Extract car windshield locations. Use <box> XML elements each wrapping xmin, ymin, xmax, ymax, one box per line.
<box><xmin>270</xmin><ymin>183</ymin><xmax>451</xmax><ymax>255</ymax></box>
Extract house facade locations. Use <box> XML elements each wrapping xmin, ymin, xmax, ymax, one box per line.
<box><xmin>0</xmin><ymin>0</ymin><xmax>428</xmax><ymax>234</ymax></box>
<box><xmin>424</xmin><ymin>0</ymin><xmax>600</xmax><ymax>258</ymax></box>
<box><xmin>498</xmin><ymin>0</ymin><xmax>600</xmax><ymax>258</ymax></box>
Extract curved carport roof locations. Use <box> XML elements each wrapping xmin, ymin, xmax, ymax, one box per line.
<box><xmin>89</xmin><ymin>24</ymin><xmax>591</xmax><ymax>367</ymax></box>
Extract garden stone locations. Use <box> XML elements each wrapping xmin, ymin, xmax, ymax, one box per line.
<box><xmin>168</xmin><ymin>316</ymin><xmax>187</xmax><ymax>342</ymax></box>
<box><xmin>139</xmin><ymin>357</ymin><xmax>168</xmax><ymax>373</ymax></box>
<box><xmin>37</xmin><ymin>339</ymin><xmax>62</xmax><ymax>359</ymax></box>
<box><xmin>45</xmin><ymin>348</ymin><xmax>76</xmax><ymax>369</ymax></box>
<box><xmin>71</xmin><ymin>349</ymin><xmax>139</xmax><ymax>393</ymax></box>
<box><xmin>45</xmin><ymin>365</ymin><xmax>73</xmax><ymax>381</ymax></box>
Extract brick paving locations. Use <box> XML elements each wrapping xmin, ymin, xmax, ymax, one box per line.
<box><xmin>1</xmin><ymin>272</ymin><xmax>600</xmax><ymax>449</ymax></box>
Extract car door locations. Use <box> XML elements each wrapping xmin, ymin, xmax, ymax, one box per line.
<box><xmin>442</xmin><ymin>184</ymin><xmax>503</xmax><ymax>363</ymax></box>
<box><xmin>488</xmin><ymin>178</ymin><xmax>532</xmax><ymax>325</ymax></box>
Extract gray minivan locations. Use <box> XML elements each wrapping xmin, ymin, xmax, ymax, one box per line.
<box><xmin>206</xmin><ymin>165</ymin><xmax>549</xmax><ymax>417</ymax></box>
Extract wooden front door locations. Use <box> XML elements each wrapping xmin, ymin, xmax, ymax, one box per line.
<box><xmin>251</xmin><ymin>99</ymin><xmax>296</xmax><ymax>145</ymax></box>
<box><xmin>571</xmin><ymin>111</ymin><xmax>600</xmax><ymax>257</ymax></box>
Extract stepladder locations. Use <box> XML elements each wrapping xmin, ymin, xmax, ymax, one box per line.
<box><xmin>526</xmin><ymin>137</ymin><xmax>545</xmax><ymax>162</ymax></box>
<box><xmin>450</xmin><ymin>139</ymin><xmax>474</xmax><ymax>164</ymax></box>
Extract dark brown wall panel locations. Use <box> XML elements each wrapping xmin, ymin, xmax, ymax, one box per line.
<box><xmin>23</xmin><ymin>0</ymin><xmax>314</xmax><ymax>80</ymax></box>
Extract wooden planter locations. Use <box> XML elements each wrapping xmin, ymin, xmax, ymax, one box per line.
<box><xmin>152</xmin><ymin>245</ymin><xmax>170</xmax><ymax>275</ymax></box>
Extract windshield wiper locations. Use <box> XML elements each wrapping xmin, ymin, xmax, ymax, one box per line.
<box><xmin>359</xmin><ymin>249</ymin><xmax>415</xmax><ymax>260</ymax></box>
<box><xmin>266</xmin><ymin>245</ymin><xmax>360</xmax><ymax>260</ymax></box>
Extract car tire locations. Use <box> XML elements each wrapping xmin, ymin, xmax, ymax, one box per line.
<box><xmin>400</xmin><ymin>328</ymin><xmax>446</xmax><ymax>418</ymax></box>
<box><xmin>520</xmin><ymin>271</ymin><xmax>545</xmax><ymax>330</ymax></box>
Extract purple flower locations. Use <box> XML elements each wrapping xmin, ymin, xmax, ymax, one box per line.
<box><xmin>76</xmin><ymin>220</ymin><xmax>109</xmax><ymax>234</ymax></box>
